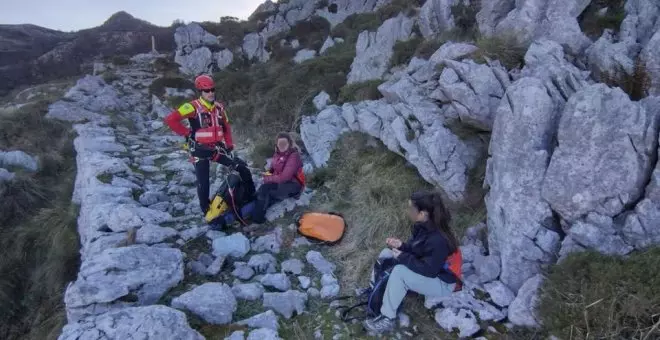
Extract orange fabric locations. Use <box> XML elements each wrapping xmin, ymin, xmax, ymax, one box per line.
<box><xmin>295</xmin><ymin>168</ymin><xmax>306</xmax><ymax>189</ymax></box>
<box><xmin>446</xmin><ymin>250</ymin><xmax>463</xmax><ymax>291</ymax></box>
<box><xmin>298</xmin><ymin>212</ymin><xmax>345</xmax><ymax>243</ymax></box>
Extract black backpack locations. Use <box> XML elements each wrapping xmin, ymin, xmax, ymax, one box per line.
<box><xmin>336</xmin><ymin>257</ymin><xmax>397</xmax><ymax>321</ymax></box>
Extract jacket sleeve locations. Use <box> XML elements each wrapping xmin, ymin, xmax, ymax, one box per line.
<box><xmin>397</xmin><ymin>234</ymin><xmax>450</xmax><ymax>278</ymax></box>
<box><xmin>263</xmin><ymin>151</ymin><xmax>302</xmax><ymax>184</ymax></box>
<box><xmin>164</xmin><ymin>102</ymin><xmax>195</xmax><ymax>137</ymax></box>
<box><xmin>220</xmin><ymin>105</ymin><xmax>234</xmax><ymax>150</ymax></box>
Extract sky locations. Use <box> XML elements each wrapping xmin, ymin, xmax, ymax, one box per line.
<box><xmin>0</xmin><ymin>0</ymin><xmax>267</xmax><ymax>31</ymax></box>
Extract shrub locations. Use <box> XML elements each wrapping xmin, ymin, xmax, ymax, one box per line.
<box><xmin>450</xmin><ymin>1</ymin><xmax>480</xmax><ymax>39</ymax></box>
<box><xmin>538</xmin><ymin>248</ymin><xmax>660</xmax><ymax>340</ymax></box>
<box><xmin>337</xmin><ymin>80</ymin><xmax>384</xmax><ymax>103</ymax></box>
<box><xmin>199</xmin><ymin>19</ymin><xmax>258</xmax><ymax>49</ymax></box>
<box><xmin>111</xmin><ymin>55</ymin><xmax>131</xmax><ymax>66</ymax></box>
<box><xmin>600</xmin><ymin>59</ymin><xmax>651</xmax><ymax>101</ymax></box>
<box><xmin>148</xmin><ymin>76</ymin><xmax>195</xmax><ymax>96</ymax></box>
<box><xmin>415</xmin><ymin>37</ymin><xmax>446</xmax><ymax>59</ymax></box>
<box><xmin>152</xmin><ymin>57</ymin><xmax>180</xmax><ymax>73</ymax></box>
<box><xmin>331</xmin><ymin>12</ymin><xmax>383</xmax><ymax>43</ymax></box>
<box><xmin>267</xmin><ymin>16</ymin><xmax>331</xmax><ymax>60</ymax></box>
<box><xmin>579</xmin><ymin>0</ymin><xmax>626</xmax><ymax>40</ymax></box>
<box><xmin>102</xmin><ymin>71</ymin><xmax>120</xmax><ymax>84</ymax></box>
<box><xmin>390</xmin><ymin>36</ymin><xmax>424</xmax><ymax>67</ymax></box>
<box><xmin>472</xmin><ymin>34</ymin><xmax>528</xmax><ymax>70</ymax></box>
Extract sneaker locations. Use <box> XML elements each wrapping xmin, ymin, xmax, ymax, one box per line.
<box><xmin>363</xmin><ymin>314</ymin><xmax>395</xmax><ymax>334</ymax></box>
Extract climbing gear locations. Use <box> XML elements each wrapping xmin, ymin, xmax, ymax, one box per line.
<box><xmin>204</xmin><ymin>150</ymin><xmax>252</xmax><ymax>226</ymax></box>
<box><xmin>295</xmin><ymin>211</ymin><xmax>345</xmax><ymax>244</ymax></box>
<box><xmin>194</xmin><ymin>74</ymin><xmax>215</xmax><ymax>90</ymax></box>
<box><xmin>189</xmin><ymin>99</ymin><xmax>225</xmax><ymax>146</ymax></box>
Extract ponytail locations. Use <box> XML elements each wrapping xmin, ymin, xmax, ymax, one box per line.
<box><xmin>411</xmin><ymin>190</ymin><xmax>459</xmax><ymax>253</ymax></box>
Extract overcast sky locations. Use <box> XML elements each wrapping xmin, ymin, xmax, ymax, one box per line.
<box><xmin>1</xmin><ymin>0</ymin><xmax>267</xmax><ymax>31</ymax></box>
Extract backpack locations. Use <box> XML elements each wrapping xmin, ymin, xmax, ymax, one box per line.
<box><xmin>205</xmin><ymin>172</ymin><xmax>252</xmax><ymax>226</ymax></box>
<box><xmin>445</xmin><ymin>249</ymin><xmax>463</xmax><ymax>292</ymax></box>
<box><xmin>295</xmin><ymin>212</ymin><xmax>346</xmax><ymax>244</ymax></box>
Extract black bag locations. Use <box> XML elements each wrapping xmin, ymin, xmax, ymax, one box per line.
<box><xmin>337</xmin><ymin>257</ymin><xmax>397</xmax><ymax>322</ymax></box>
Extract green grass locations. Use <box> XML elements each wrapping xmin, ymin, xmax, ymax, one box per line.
<box><xmin>600</xmin><ymin>58</ymin><xmax>652</xmax><ymax>101</ymax></box>
<box><xmin>578</xmin><ymin>0</ymin><xmax>626</xmax><ymax>40</ymax></box>
<box><xmin>149</xmin><ymin>76</ymin><xmax>195</xmax><ymax>97</ymax></box>
<box><xmin>337</xmin><ymin>80</ymin><xmax>384</xmax><ymax>104</ymax></box>
<box><xmin>308</xmin><ymin>132</ymin><xmax>433</xmax><ymax>289</ymax></box>
<box><xmin>0</xmin><ymin>100</ymin><xmax>80</xmax><ymax>340</ymax></box>
<box><xmin>472</xmin><ymin>35</ymin><xmax>528</xmax><ymax>70</ymax></box>
<box><xmin>215</xmin><ymin>42</ymin><xmax>355</xmax><ymax>136</ymax></box>
<box><xmin>538</xmin><ymin>247</ymin><xmax>660</xmax><ymax>340</ymax></box>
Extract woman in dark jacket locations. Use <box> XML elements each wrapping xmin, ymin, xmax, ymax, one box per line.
<box><xmin>252</xmin><ymin>132</ymin><xmax>305</xmax><ymax>223</ymax></box>
<box><xmin>364</xmin><ymin>190</ymin><xmax>460</xmax><ymax>334</ymax></box>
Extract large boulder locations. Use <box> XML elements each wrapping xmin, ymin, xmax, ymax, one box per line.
<box><xmin>58</xmin><ymin>305</ymin><xmax>204</xmax><ymax>340</ymax></box>
<box><xmin>174</xmin><ymin>23</ymin><xmax>218</xmax><ymax>75</ymax></box>
<box><xmin>542</xmin><ymin>84</ymin><xmax>660</xmax><ymax>222</ymax></box>
<box><xmin>479</xmin><ymin>0</ymin><xmax>592</xmax><ymax>55</ymax></box>
<box><xmin>243</xmin><ymin>32</ymin><xmax>271</xmax><ymax>63</ymax></box>
<box><xmin>485</xmin><ymin>77</ymin><xmax>562</xmax><ymax>292</ymax></box>
<box><xmin>64</xmin><ymin>245</ymin><xmax>184</xmax><ymax>323</ymax></box>
<box><xmin>417</xmin><ymin>0</ymin><xmax>461</xmax><ymax>38</ymax></box>
<box><xmin>347</xmin><ymin>13</ymin><xmax>414</xmax><ymax>84</ymax></box>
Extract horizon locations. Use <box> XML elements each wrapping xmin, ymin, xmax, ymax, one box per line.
<box><xmin>1</xmin><ymin>0</ymin><xmax>266</xmax><ymax>32</ymax></box>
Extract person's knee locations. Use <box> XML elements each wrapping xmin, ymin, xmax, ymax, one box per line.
<box><xmin>378</xmin><ymin>248</ymin><xmax>394</xmax><ymax>259</ymax></box>
<box><xmin>389</xmin><ymin>264</ymin><xmax>410</xmax><ymax>281</ymax></box>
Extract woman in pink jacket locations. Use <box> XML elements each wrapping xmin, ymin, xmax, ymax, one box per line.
<box><xmin>252</xmin><ymin>132</ymin><xmax>305</xmax><ymax>223</ymax></box>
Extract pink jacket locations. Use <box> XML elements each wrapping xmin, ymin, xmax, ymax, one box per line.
<box><xmin>263</xmin><ymin>148</ymin><xmax>303</xmax><ymax>184</ymax></box>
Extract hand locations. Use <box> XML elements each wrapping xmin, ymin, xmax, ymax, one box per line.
<box><xmin>391</xmin><ymin>249</ymin><xmax>402</xmax><ymax>259</ymax></box>
<box><xmin>386</xmin><ymin>237</ymin><xmax>402</xmax><ymax>249</ymax></box>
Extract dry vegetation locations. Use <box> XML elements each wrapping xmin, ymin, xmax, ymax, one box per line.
<box><xmin>539</xmin><ymin>248</ymin><xmax>660</xmax><ymax>340</ymax></box>
<box><xmin>0</xmin><ymin>99</ymin><xmax>80</xmax><ymax>340</ymax></box>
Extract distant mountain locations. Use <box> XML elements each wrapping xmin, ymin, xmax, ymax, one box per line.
<box><xmin>0</xmin><ymin>11</ymin><xmax>176</xmax><ymax>96</ymax></box>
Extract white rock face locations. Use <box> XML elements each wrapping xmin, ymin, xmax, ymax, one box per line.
<box><xmin>418</xmin><ymin>0</ymin><xmax>460</xmax><ymax>38</ymax></box>
<box><xmin>293</xmin><ymin>48</ymin><xmax>317</xmax><ymax>63</ymax></box>
<box><xmin>64</xmin><ymin>245</ymin><xmax>184</xmax><ymax>322</ymax></box>
<box><xmin>243</xmin><ymin>32</ymin><xmax>271</xmax><ymax>63</ymax></box>
<box><xmin>171</xmin><ymin>282</ymin><xmax>237</xmax><ymax>325</ymax></box>
<box><xmin>174</xmin><ymin>23</ymin><xmax>219</xmax><ymax>75</ymax></box>
<box><xmin>58</xmin><ymin>305</ymin><xmax>204</xmax><ymax>340</ymax></box>
<box><xmin>347</xmin><ymin>13</ymin><xmax>415</xmax><ymax>84</ymax></box>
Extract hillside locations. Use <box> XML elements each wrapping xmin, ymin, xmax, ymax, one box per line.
<box><xmin>0</xmin><ymin>11</ymin><xmax>176</xmax><ymax>96</ymax></box>
<box><xmin>1</xmin><ymin>0</ymin><xmax>660</xmax><ymax>339</ymax></box>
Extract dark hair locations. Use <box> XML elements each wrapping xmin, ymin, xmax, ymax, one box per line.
<box><xmin>410</xmin><ymin>190</ymin><xmax>458</xmax><ymax>252</ymax></box>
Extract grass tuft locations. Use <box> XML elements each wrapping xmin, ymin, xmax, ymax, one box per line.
<box><xmin>337</xmin><ymin>80</ymin><xmax>384</xmax><ymax>104</ymax></box>
<box><xmin>538</xmin><ymin>247</ymin><xmax>660</xmax><ymax>340</ymax></box>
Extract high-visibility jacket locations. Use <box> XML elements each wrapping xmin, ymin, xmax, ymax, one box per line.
<box><xmin>164</xmin><ymin>97</ymin><xmax>234</xmax><ymax>149</ymax></box>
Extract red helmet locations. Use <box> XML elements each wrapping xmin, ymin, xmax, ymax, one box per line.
<box><xmin>194</xmin><ymin>75</ymin><xmax>215</xmax><ymax>90</ymax></box>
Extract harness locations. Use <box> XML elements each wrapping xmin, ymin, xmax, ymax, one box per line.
<box><xmin>190</xmin><ymin>99</ymin><xmax>225</xmax><ymax>145</ymax></box>
<box><xmin>187</xmin><ymin>99</ymin><xmax>228</xmax><ymax>163</ymax></box>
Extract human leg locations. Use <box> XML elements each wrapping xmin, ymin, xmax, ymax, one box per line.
<box><xmin>252</xmin><ymin>183</ymin><xmax>278</xmax><ymax>223</ymax></box>
<box><xmin>194</xmin><ymin>158</ymin><xmax>211</xmax><ymax>214</ymax></box>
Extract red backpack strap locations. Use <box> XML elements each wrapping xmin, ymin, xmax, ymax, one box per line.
<box><xmin>295</xmin><ymin>167</ymin><xmax>306</xmax><ymax>188</ymax></box>
<box><xmin>445</xmin><ymin>250</ymin><xmax>463</xmax><ymax>292</ymax></box>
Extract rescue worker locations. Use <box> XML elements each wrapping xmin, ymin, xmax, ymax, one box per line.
<box><xmin>164</xmin><ymin>74</ymin><xmax>255</xmax><ymax>215</ymax></box>
<box><xmin>252</xmin><ymin>132</ymin><xmax>305</xmax><ymax>223</ymax></box>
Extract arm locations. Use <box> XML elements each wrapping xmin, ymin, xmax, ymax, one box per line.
<box><xmin>397</xmin><ymin>235</ymin><xmax>450</xmax><ymax>277</ymax></box>
<box><xmin>219</xmin><ymin>105</ymin><xmax>234</xmax><ymax>150</ymax></box>
<box><xmin>263</xmin><ymin>151</ymin><xmax>302</xmax><ymax>184</ymax></box>
<box><xmin>164</xmin><ymin>102</ymin><xmax>195</xmax><ymax>137</ymax></box>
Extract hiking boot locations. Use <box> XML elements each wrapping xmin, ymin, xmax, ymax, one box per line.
<box><xmin>363</xmin><ymin>314</ymin><xmax>395</xmax><ymax>334</ymax></box>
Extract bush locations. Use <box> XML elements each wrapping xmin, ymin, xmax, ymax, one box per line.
<box><xmin>337</xmin><ymin>80</ymin><xmax>384</xmax><ymax>103</ymax></box>
<box><xmin>450</xmin><ymin>1</ymin><xmax>480</xmax><ymax>39</ymax></box>
<box><xmin>390</xmin><ymin>36</ymin><xmax>424</xmax><ymax>67</ymax></box>
<box><xmin>538</xmin><ymin>248</ymin><xmax>660</xmax><ymax>340</ymax></box>
<box><xmin>111</xmin><ymin>55</ymin><xmax>131</xmax><ymax>66</ymax></box>
<box><xmin>472</xmin><ymin>35</ymin><xmax>528</xmax><ymax>70</ymax></box>
<box><xmin>149</xmin><ymin>76</ymin><xmax>195</xmax><ymax>96</ymax></box>
<box><xmin>267</xmin><ymin>16</ymin><xmax>331</xmax><ymax>60</ymax></box>
<box><xmin>579</xmin><ymin>0</ymin><xmax>626</xmax><ymax>40</ymax></box>
<box><xmin>153</xmin><ymin>57</ymin><xmax>180</xmax><ymax>73</ymax></box>
<box><xmin>600</xmin><ymin>58</ymin><xmax>651</xmax><ymax>101</ymax></box>
<box><xmin>199</xmin><ymin>19</ymin><xmax>258</xmax><ymax>49</ymax></box>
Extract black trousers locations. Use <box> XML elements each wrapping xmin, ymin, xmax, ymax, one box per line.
<box><xmin>252</xmin><ymin>181</ymin><xmax>302</xmax><ymax>223</ymax></box>
<box><xmin>192</xmin><ymin>147</ymin><xmax>256</xmax><ymax>214</ymax></box>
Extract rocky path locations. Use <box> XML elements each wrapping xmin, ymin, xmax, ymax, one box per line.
<box><xmin>50</xmin><ymin>54</ymin><xmax>359</xmax><ymax>340</ymax></box>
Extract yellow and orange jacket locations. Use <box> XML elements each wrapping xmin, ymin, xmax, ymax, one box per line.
<box><xmin>163</xmin><ymin>97</ymin><xmax>234</xmax><ymax>149</ymax></box>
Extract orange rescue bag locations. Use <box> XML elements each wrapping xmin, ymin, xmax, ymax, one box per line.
<box><xmin>296</xmin><ymin>212</ymin><xmax>346</xmax><ymax>244</ymax></box>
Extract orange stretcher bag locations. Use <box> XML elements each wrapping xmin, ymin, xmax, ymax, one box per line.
<box><xmin>295</xmin><ymin>212</ymin><xmax>346</xmax><ymax>244</ymax></box>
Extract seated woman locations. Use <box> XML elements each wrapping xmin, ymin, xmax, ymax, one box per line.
<box><xmin>363</xmin><ymin>190</ymin><xmax>460</xmax><ymax>334</ymax></box>
<box><xmin>252</xmin><ymin>132</ymin><xmax>305</xmax><ymax>224</ymax></box>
